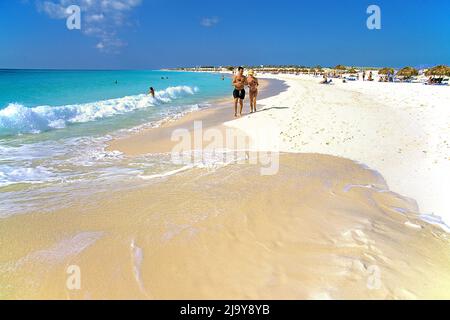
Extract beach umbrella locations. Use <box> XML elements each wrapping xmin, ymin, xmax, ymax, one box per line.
<box><xmin>334</xmin><ymin>65</ymin><xmax>347</xmax><ymax>70</ymax></box>
<box><xmin>347</xmin><ymin>68</ymin><xmax>357</xmax><ymax>74</ymax></box>
<box><xmin>379</xmin><ymin>67</ymin><xmax>394</xmax><ymax>75</ymax></box>
<box><xmin>425</xmin><ymin>65</ymin><xmax>450</xmax><ymax>76</ymax></box>
<box><xmin>333</xmin><ymin>65</ymin><xmax>347</xmax><ymax>74</ymax></box>
<box><xmin>397</xmin><ymin>67</ymin><xmax>419</xmax><ymax>78</ymax></box>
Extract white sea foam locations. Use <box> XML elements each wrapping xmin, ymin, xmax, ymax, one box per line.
<box><xmin>0</xmin><ymin>103</ymin><xmax>204</xmax><ymax>190</ymax></box>
<box><xmin>0</xmin><ymin>86</ymin><xmax>198</xmax><ymax>136</ymax></box>
<box><xmin>0</xmin><ymin>87</ymin><xmax>224</xmax><ymax>217</ymax></box>
<box><xmin>120</xmin><ymin>103</ymin><xmax>206</xmax><ymax>135</ymax></box>
<box><xmin>0</xmin><ymin>166</ymin><xmax>58</xmax><ymax>187</ymax></box>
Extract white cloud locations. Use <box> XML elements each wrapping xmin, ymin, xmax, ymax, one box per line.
<box><xmin>36</xmin><ymin>0</ymin><xmax>67</xmax><ymax>18</ymax></box>
<box><xmin>35</xmin><ymin>0</ymin><xmax>142</xmax><ymax>53</ymax></box>
<box><xmin>201</xmin><ymin>17</ymin><xmax>219</xmax><ymax>28</ymax></box>
<box><xmin>85</xmin><ymin>13</ymin><xmax>104</xmax><ymax>22</ymax></box>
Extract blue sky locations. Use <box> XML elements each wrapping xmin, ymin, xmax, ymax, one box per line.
<box><xmin>1</xmin><ymin>0</ymin><xmax>449</xmax><ymax>69</ymax></box>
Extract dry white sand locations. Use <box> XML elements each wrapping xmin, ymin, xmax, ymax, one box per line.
<box><xmin>225</xmin><ymin>74</ymin><xmax>450</xmax><ymax>231</ymax></box>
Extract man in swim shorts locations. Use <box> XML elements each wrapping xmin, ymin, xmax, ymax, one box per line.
<box><xmin>232</xmin><ymin>66</ymin><xmax>247</xmax><ymax>117</ymax></box>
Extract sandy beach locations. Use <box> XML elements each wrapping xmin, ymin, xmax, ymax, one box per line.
<box><xmin>4</xmin><ymin>0</ymin><xmax>450</xmax><ymax>305</ymax></box>
<box><xmin>110</xmin><ymin>72</ymin><xmax>450</xmax><ymax>230</ymax></box>
<box><xmin>2</xmin><ymin>72</ymin><xmax>449</xmax><ymax>300</ymax></box>
<box><xmin>107</xmin><ymin>78</ymin><xmax>284</xmax><ymax>155</ymax></box>
<box><xmin>225</xmin><ymin>74</ymin><xmax>450</xmax><ymax>231</ymax></box>
<box><xmin>2</xmin><ymin>152</ymin><xmax>449</xmax><ymax>299</ymax></box>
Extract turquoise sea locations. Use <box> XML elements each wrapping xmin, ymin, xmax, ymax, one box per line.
<box><xmin>0</xmin><ymin>70</ymin><xmax>230</xmax><ymax>137</ymax></box>
<box><xmin>0</xmin><ymin>70</ymin><xmax>231</xmax><ymax>216</ymax></box>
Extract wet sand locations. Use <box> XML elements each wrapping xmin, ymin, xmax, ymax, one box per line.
<box><xmin>1</xmin><ymin>153</ymin><xmax>449</xmax><ymax>299</ymax></box>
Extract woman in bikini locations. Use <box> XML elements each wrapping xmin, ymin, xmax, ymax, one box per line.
<box><xmin>247</xmin><ymin>70</ymin><xmax>259</xmax><ymax>113</ymax></box>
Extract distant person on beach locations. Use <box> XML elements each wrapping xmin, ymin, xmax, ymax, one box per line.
<box><xmin>362</xmin><ymin>71</ymin><xmax>366</xmax><ymax>81</ymax></box>
<box><xmin>232</xmin><ymin>66</ymin><xmax>247</xmax><ymax>117</ymax></box>
<box><xmin>368</xmin><ymin>71</ymin><xmax>373</xmax><ymax>81</ymax></box>
<box><xmin>321</xmin><ymin>74</ymin><xmax>329</xmax><ymax>84</ymax></box>
<box><xmin>149</xmin><ymin>87</ymin><xmax>155</xmax><ymax>97</ymax></box>
<box><xmin>247</xmin><ymin>70</ymin><xmax>259</xmax><ymax>113</ymax></box>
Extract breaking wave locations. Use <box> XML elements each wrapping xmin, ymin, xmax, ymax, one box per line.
<box><xmin>0</xmin><ymin>86</ymin><xmax>198</xmax><ymax>136</ymax></box>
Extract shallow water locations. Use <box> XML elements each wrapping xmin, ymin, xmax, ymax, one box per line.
<box><xmin>0</xmin><ymin>70</ymin><xmax>231</xmax><ymax>216</ymax></box>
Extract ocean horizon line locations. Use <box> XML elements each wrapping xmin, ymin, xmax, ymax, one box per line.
<box><xmin>1</xmin><ymin>63</ymin><xmax>445</xmax><ymax>72</ymax></box>
<box><xmin>0</xmin><ymin>68</ymin><xmax>163</xmax><ymax>72</ymax></box>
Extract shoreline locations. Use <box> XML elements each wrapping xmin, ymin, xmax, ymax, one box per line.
<box><xmin>108</xmin><ymin>72</ymin><xmax>450</xmax><ymax>231</ymax></box>
<box><xmin>2</xmin><ymin>152</ymin><xmax>449</xmax><ymax>299</ymax></box>
<box><xmin>107</xmin><ymin>78</ymin><xmax>287</xmax><ymax>155</ymax></box>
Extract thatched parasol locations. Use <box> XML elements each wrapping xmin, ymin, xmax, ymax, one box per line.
<box><xmin>315</xmin><ymin>65</ymin><xmax>323</xmax><ymax>70</ymax></box>
<box><xmin>396</xmin><ymin>67</ymin><xmax>418</xmax><ymax>78</ymax></box>
<box><xmin>378</xmin><ymin>67</ymin><xmax>394</xmax><ymax>75</ymax></box>
<box><xmin>347</xmin><ymin>68</ymin><xmax>357</xmax><ymax>74</ymax></box>
<box><xmin>334</xmin><ymin>65</ymin><xmax>347</xmax><ymax>71</ymax></box>
<box><xmin>425</xmin><ymin>65</ymin><xmax>450</xmax><ymax>76</ymax></box>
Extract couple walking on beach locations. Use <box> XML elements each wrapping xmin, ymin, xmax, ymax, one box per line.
<box><xmin>232</xmin><ymin>67</ymin><xmax>259</xmax><ymax>117</ymax></box>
